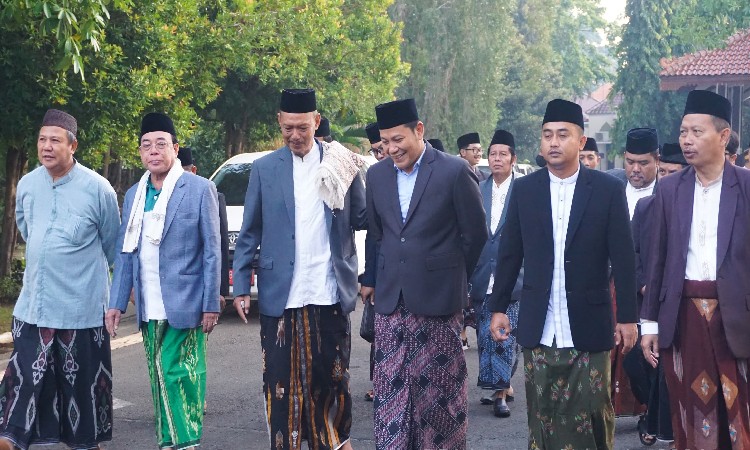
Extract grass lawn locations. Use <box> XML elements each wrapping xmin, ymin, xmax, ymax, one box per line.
<box><xmin>0</xmin><ymin>303</ymin><xmax>13</xmax><ymax>334</ymax></box>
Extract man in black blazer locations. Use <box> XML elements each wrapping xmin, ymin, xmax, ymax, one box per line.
<box><xmin>488</xmin><ymin>99</ymin><xmax>638</xmax><ymax>449</ymax></box>
<box><xmin>365</xmin><ymin>99</ymin><xmax>486</xmax><ymax>449</ymax></box>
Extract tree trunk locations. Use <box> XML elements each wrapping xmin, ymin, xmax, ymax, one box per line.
<box><xmin>101</xmin><ymin>147</ymin><xmax>111</xmax><ymax>179</ymax></box>
<box><xmin>0</xmin><ymin>146</ymin><xmax>28</xmax><ymax>277</ymax></box>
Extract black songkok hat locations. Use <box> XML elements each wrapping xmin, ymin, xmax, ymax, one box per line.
<box><xmin>457</xmin><ymin>132</ymin><xmax>481</xmax><ymax>150</ymax></box>
<box><xmin>626</xmin><ymin>128</ymin><xmax>659</xmax><ymax>155</ymax></box>
<box><xmin>543</xmin><ymin>99</ymin><xmax>584</xmax><ymax>130</ymax></box>
<box><xmin>683</xmin><ymin>90</ymin><xmax>731</xmax><ymax>124</ymax></box>
<box><xmin>489</xmin><ymin>129</ymin><xmax>515</xmax><ymax>148</ymax></box>
<box><xmin>660</xmin><ymin>143</ymin><xmax>687</xmax><ymax>166</ymax></box>
<box><xmin>315</xmin><ymin>117</ymin><xmax>331</xmax><ymax>138</ymax></box>
<box><xmin>141</xmin><ymin>112</ymin><xmax>176</xmax><ymax>138</ymax></box>
<box><xmin>280</xmin><ymin>88</ymin><xmax>317</xmax><ymax>113</ymax></box>
<box><xmin>583</xmin><ymin>137</ymin><xmax>598</xmax><ymax>152</ymax></box>
<box><xmin>42</xmin><ymin>109</ymin><xmax>77</xmax><ymax>136</ymax></box>
<box><xmin>375</xmin><ymin>99</ymin><xmax>419</xmax><ymax>130</ymax></box>
<box><xmin>427</xmin><ymin>139</ymin><xmax>445</xmax><ymax>152</ymax></box>
<box><xmin>535</xmin><ymin>154</ymin><xmax>547</xmax><ymax>167</ymax></box>
<box><xmin>177</xmin><ymin>146</ymin><xmax>193</xmax><ymax>166</ymax></box>
<box><xmin>365</xmin><ymin>122</ymin><xmax>381</xmax><ymax>144</ymax></box>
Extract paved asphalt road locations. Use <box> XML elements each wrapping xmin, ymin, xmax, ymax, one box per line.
<box><xmin>1</xmin><ymin>305</ymin><xmax>671</xmax><ymax>449</ymax></box>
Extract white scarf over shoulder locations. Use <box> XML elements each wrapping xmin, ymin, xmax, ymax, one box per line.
<box><xmin>315</xmin><ymin>140</ymin><xmax>368</xmax><ymax>210</ymax></box>
<box><xmin>122</xmin><ymin>159</ymin><xmax>185</xmax><ymax>253</ymax></box>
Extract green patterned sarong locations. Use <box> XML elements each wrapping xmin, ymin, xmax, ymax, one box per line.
<box><xmin>142</xmin><ymin>320</ymin><xmax>206</xmax><ymax>450</ymax></box>
<box><xmin>524</xmin><ymin>344</ymin><xmax>614</xmax><ymax>450</ymax></box>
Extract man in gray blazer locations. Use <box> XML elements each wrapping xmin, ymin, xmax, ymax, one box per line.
<box><xmin>232</xmin><ymin>89</ymin><xmax>366</xmax><ymax>450</ymax></box>
<box><xmin>365</xmin><ymin>99</ymin><xmax>486</xmax><ymax>449</ymax></box>
<box><xmin>107</xmin><ymin>112</ymin><xmax>221</xmax><ymax>449</ymax></box>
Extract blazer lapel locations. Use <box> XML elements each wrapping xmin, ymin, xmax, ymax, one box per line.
<box><xmin>403</xmin><ymin>148</ymin><xmax>434</xmax><ymax>227</ymax></box>
<box><xmin>162</xmin><ymin>174</ymin><xmax>187</xmax><ymax>238</ymax></box>
<box><xmin>278</xmin><ymin>148</ymin><xmax>295</xmax><ymax>227</ymax></box>
<box><xmin>538</xmin><ymin>170</ymin><xmax>554</xmax><ymax>252</ymax></box>
<box><xmin>676</xmin><ymin>167</ymin><xmax>696</xmax><ymax>262</ymax></box>
<box><xmin>496</xmin><ymin>174</ymin><xmax>515</xmax><ymax>236</ymax></box>
<box><xmin>565</xmin><ymin>167</ymin><xmax>593</xmax><ymax>250</ymax></box>
<box><xmin>717</xmin><ymin>162</ymin><xmax>738</xmax><ymax>268</ymax></box>
<box><xmin>482</xmin><ymin>179</ymin><xmax>492</xmax><ymax>231</ymax></box>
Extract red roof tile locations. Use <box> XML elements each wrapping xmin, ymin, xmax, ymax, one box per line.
<box><xmin>586</xmin><ymin>93</ymin><xmax>623</xmax><ymax>115</ymax></box>
<box><xmin>660</xmin><ymin>28</ymin><xmax>750</xmax><ymax>78</ymax></box>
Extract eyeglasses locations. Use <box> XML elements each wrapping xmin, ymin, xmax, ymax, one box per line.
<box><xmin>139</xmin><ymin>140</ymin><xmax>172</xmax><ymax>151</ymax></box>
<box><xmin>463</xmin><ymin>147</ymin><xmax>483</xmax><ymax>154</ymax></box>
<box><xmin>370</xmin><ymin>147</ymin><xmax>384</xmax><ymax>157</ymax></box>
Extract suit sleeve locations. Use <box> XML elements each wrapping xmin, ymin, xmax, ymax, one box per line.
<box><xmin>200</xmin><ymin>182</ymin><xmax>221</xmax><ymax>313</ymax></box>
<box><xmin>643</xmin><ymin>189</ymin><xmax>668</xmax><ymax>321</ymax></box>
<box><xmin>487</xmin><ymin>186</ymin><xmax>524</xmax><ymax>313</ymax></box>
<box><xmin>365</xmin><ymin>169</ymin><xmax>383</xmax><ymax>287</ymax></box>
<box><xmin>109</xmin><ymin>192</ymin><xmax>134</xmax><ymax>313</ymax></box>
<box><xmin>218</xmin><ymin>193</ymin><xmax>230</xmax><ymax>297</ymax></box>
<box><xmin>608</xmin><ymin>181</ymin><xmax>638</xmax><ymax>324</ymax></box>
<box><xmin>232</xmin><ymin>162</ymin><xmax>263</xmax><ymax>297</ymax></box>
<box><xmin>360</xmin><ymin>231</ymin><xmax>377</xmax><ymax>287</ymax></box>
<box><xmin>631</xmin><ymin>201</ymin><xmax>645</xmax><ymax>292</ymax></box>
<box><xmin>453</xmin><ymin>164</ymin><xmax>488</xmax><ymax>278</ymax></box>
<box><xmin>349</xmin><ymin>172</ymin><xmax>367</xmax><ymax>231</ymax></box>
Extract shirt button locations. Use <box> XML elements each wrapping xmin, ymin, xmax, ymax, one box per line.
<box><xmin>290</xmin><ymin>261</ymin><xmax>294</xmax><ymax>265</ymax></box>
<box><xmin>400</xmin><ymin>237</ymin><xmax>405</xmax><ymax>242</ymax></box>
<box><xmin>400</xmin><ymin>260</ymin><xmax>405</xmax><ymax>264</ymax></box>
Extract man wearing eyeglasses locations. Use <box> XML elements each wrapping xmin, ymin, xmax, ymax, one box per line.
<box><xmin>366</xmin><ymin>122</ymin><xmax>385</xmax><ymax>160</ymax></box>
<box><xmin>107</xmin><ymin>112</ymin><xmax>221</xmax><ymax>450</ymax></box>
<box><xmin>458</xmin><ymin>132</ymin><xmax>489</xmax><ymax>181</ymax></box>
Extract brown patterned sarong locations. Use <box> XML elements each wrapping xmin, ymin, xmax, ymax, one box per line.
<box><xmin>373</xmin><ymin>302</ymin><xmax>467</xmax><ymax>450</ymax></box>
<box><xmin>662</xmin><ymin>280</ymin><xmax>750</xmax><ymax>450</ymax></box>
<box><xmin>524</xmin><ymin>343</ymin><xmax>614</xmax><ymax>450</ymax></box>
<box><xmin>260</xmin><ymin>304</ymin><xmax>351</xmax><ymax>450</ymax></box>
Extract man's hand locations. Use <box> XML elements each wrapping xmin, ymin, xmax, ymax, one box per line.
<box><xmin>234</xmin><ymin>295</ymin><xmax>251</xmax><ymax>324</ymax></box>
<box><xmin>641</xmin><ymin>334</ymin><xmax>660</xmax><ymax>368</ymax></box>
<box><xmin>202</xmin><ymin>312</ymin><xmax>219</xmax><ymax>334</ymax></box>
<box><xmin>360</xmin><ymin>286</ymin><xmax>375</xmax><ymax>305</ymax></box>
<box><xmin>490</xmin><ymin>312</ymin><xmax>511</xmax><ymax>342</ymax></box>
<box><xmin>219</xmin><ymin>295</ymin><xmax>226</xmax><ymax>311</ymax></box>
<box><xmin>105</xmin><ymin>309</ymin><xmax>122</xmax><ymax>338</ymax></box>
<box><xmin>615</xmin><ymin>323</ymin><xmax>638</xmax><ymax>354</ymax></box>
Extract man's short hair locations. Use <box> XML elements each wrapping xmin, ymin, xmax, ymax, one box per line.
<box><xmin>726</xmin><ymin>130</ymin><xmax>740</xmax><ymax>155</ymax></box>
<box><xmin>403</xmin><ymin>120</ymin><xmax>419</xmax><ymax>132</ymax></box>
<box><xmin>712</xmin><ymin>116</ymin><xmax>731</xmax><ymax>133</ymax></box>
<box><xmin>66</xmin><ymin>131</ymin><xmax>77</xmax><ymax>144</ymax></box>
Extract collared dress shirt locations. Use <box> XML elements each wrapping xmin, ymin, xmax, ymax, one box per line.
<box><xmin>641</xmin><ymin>174</ymin><xmax>722</xmax><ymax>336</ymax></box>
<box><xmin>395</xmin><ymin>147</ymin><xmax>426</xmax><ymax>223</ymax></box>
<box><xmin>626</xmin><ymin>179</ymin><xmax>656</xmax><ymax>219</ymax></box>
<box><xmin>140</xmin><ymin>178</ymin><xmax>168</xmax><ymax>321</ymax></box>
<box><xmin>14</xmin><ymin>163</ymin><xmax>120</xmax><ymax>329</ymax></box>
<box><xmin>285</xmin><ymin>142</ymin><xmax>338</xmax><ymax>309</ymax></box>
<box><xmin>539</xmin><ymin>168</ymin><xmax>580</xmax><ymax>348</ymax></box>
<box><xmin>486</xmin><ymin>175</ymin><xmax>512</xmax><ymax>295</ymax></box>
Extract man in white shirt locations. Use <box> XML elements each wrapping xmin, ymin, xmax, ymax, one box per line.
<box><xmin>641</xmin><ymin>89</ymin><xmax>750</xmax><ymax>450</ymax></box>
<box><xmin>468</xmin><ymin>129</ymin><xmax>523</xmax><ymax>418</ymax></box>
<box><xmin>488</xmin><ymin>99</ymin><xmax>638</xmax><ymax>449</ymax></box>
<box><xmin>232</xmin><ymin>89</ymin><xmax>366</xmax><ymax>450</ymax></box>
<box><xmin>623</xmin><ymin>127</ymin><xmax>659</xmax><ymax>219</ymax></box>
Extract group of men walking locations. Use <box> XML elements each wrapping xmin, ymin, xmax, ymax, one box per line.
<box><xmin>0</xmin><ymin>86</ymin><xmax>747</xmax><ymax>450</ymax></box>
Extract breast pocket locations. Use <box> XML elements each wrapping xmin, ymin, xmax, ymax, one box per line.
<box><xmin>64</xmin><ymin>214</ymin><xmax>97</xmax><ymax>246</ymax></box>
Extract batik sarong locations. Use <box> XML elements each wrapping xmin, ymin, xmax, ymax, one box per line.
<box><xmin>524</xmin><ymin>344</ymin><xmax>614</xmax><ymax>450</ymax></box>
<box><xmin>662</xmin><ymin>281</ymin><xmax>749</xmax><ymax>450</ymax></box>
<box><xmin>261</xmin><ymin>304</ymin><xmax>351</xmax><ymax>450</ymax></box>
<box><xmin>373</xmin><ymin>302</ymin><xmax>467</xmax><ymax>450</ymax></box>
<box><xmin>474</xmin><ymin>297</ymin><xmax>519</xmax><ymax>391</ymax></box>
<box><xmin>142</xmin><ymin>320</ymin><xmax>206</xmax><ymax>450</ymax></box>
<box><xmin>0</xmin><ymin>317</ymin><xmax>112</xmax><ymax>450</ymax></box>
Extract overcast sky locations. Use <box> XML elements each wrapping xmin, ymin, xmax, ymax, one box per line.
<box><xmin>601</xmin><ymin>0</ymin><xmax>626</xmax><ymax>24</ymax></box>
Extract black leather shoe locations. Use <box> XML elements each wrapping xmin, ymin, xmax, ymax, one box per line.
<box><xmin>493</xmin><ymin>397</ymin><xmax>510</xmax><ymax>418</ymax></box>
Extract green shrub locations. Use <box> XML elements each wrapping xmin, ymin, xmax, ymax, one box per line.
<box><xmin>0</xmin><ymin>276</ymin><xmax>20</xmax><ymax>303</ymax></box>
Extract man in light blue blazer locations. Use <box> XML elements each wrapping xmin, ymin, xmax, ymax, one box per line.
<box><xmin>233</xmin><ymin>89</ymin><xmax>366</xmax><ymax>450</ymax></box>
<box><xmin>468</xmin><ymin>129</ymin><xmax>524</xmax><ymax>418</ymax></box>
<box><xmin>107</xmin><ymin>112</ymin><xmax>220</xmax><ymax>449</ymax></box>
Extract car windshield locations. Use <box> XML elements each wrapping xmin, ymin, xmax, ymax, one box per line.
<box><xmin>212</xmin><ymin>163</ymin><xmax>253</xmax><ymax>206</ymax></box>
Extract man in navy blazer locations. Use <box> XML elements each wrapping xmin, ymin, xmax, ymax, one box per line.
<box><xmin>642</xmin><ymin>90</ymin><xmax>750</xmax><ymax>449</ymax></box>
<box><xmin>107</xmin><ymin>112</ymin><xmax>220</xmax><ymax>449</ymax></box>
<box><xmin>488</xmin><ymin>99</ymin><xmax>637</xmax><ymax>449</ymax></box>
<box><xmin>365</xmin><ymin>99</ymin><xmax>486</xmax><ymax>449</ymax></box>
<box><xmin>232</xmin><ymin>89</ymin><xmax>366</xmax><ymax>450</ymax></box>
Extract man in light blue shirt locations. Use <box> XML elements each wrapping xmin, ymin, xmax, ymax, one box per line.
<box><xmin>0</xmin><ymin>109</ymin><xmax>119</xmax><ymax>450</ymax></box>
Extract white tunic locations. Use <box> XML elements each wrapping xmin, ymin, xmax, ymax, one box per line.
<box><xmin>540</xmin><ymin>168</ymin><xmax>579</xmax><ymax>348</ymax></box>
<box><xmin>139</xmin><ymin>211</ymin><xmax>167</xmax><ymax>321</ymax></box>
<box><xmin>626</xmin><ymin>179</ymin><xmax>656</xmax><ymax>219</ymax></box>
<box><xmin>285</xmin><ymin>142</ymin><xmax>338</xmax><ymax>309</ymax></box>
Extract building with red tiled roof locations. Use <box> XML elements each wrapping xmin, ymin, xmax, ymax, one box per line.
<box><xmin>660</xmin><ymin>28</ymin><xmax>750</xmax><ymax>145</ymax></box>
